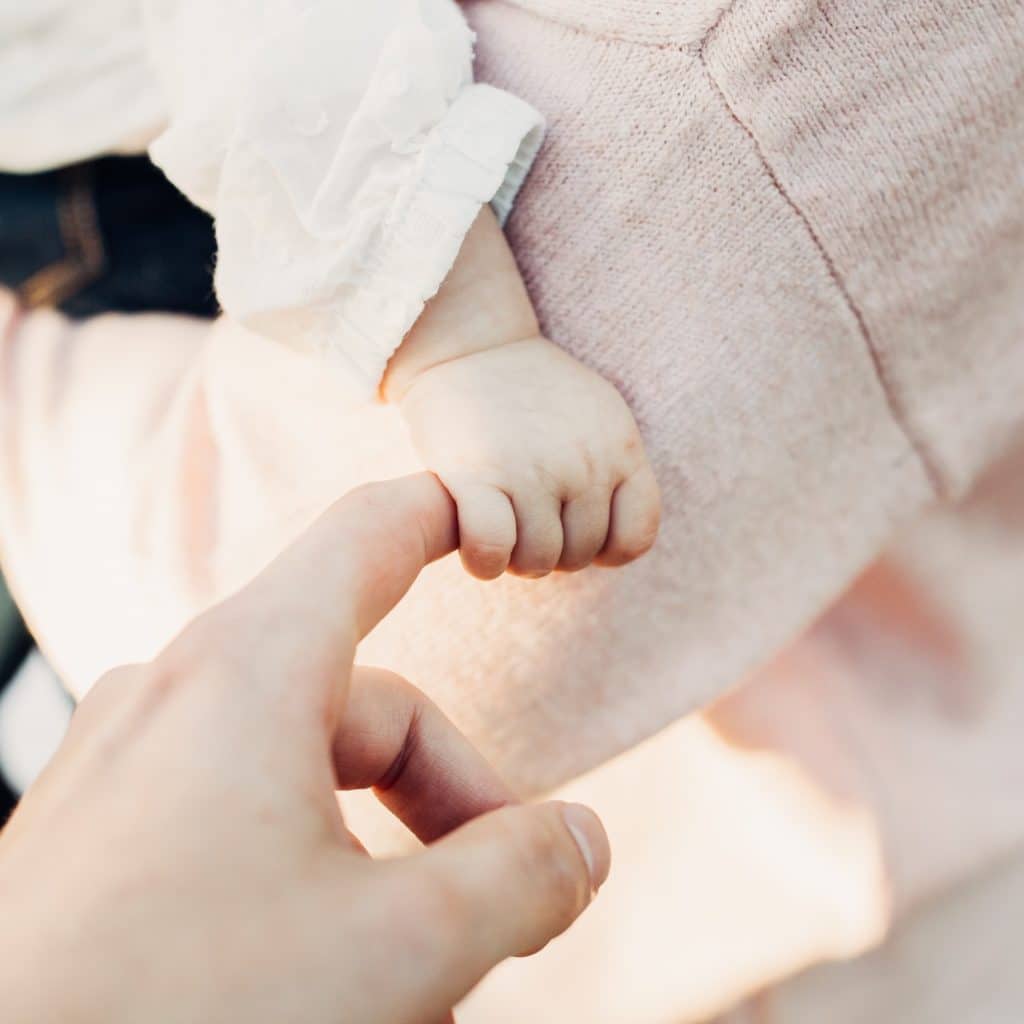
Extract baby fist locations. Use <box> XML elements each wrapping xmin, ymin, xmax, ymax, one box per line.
<box><xmin>396</xmin><ymin>337</ymin><xmax>661</xmax><ymax>580</ymax></box>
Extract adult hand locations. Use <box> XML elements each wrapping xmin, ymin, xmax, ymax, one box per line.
<box><xmin>0</xmin><ymin>474</ymin><xmax>609</xmax><ymax>1024</ymax></box>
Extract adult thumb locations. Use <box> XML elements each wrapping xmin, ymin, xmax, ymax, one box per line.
<box><xmin>398</xmin><ymin>801</ymin><xmax>610</xmax><ymax>1012</ymax></box>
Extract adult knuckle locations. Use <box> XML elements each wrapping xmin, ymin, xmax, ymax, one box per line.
<box><xmin>72</xmin><ymin>665</ymin><xmax>141</xmax><ymax>732</ymax></box>
<box><xmin>69</xmin><ymin>661</ymin><xmax>171</xmax><ymax>751</ymax></box>
<box><xmin>159</xmin><ymin>612</ymin><xmax>241</xmax><ymax>692</ymax></box>
<box><xmin>86</xmin><ymin>664</ymin><xmax>138</xmax><ymax>705</ymax></box>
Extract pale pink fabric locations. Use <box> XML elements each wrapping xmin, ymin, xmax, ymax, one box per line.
<box><xmin>1</xmin><ymin>0</ymin><xmax>1023</xmax><ymax>1020</ymax></box>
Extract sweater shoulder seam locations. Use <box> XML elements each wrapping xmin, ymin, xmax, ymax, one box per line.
<box><xmin>485</xmin><ymin>0</ymin><xmax>737</xmax><ymax>51</ymax></box>
<box><xmin>698</xmin><ymin>25</ymin><xmax>946</xmax><ymax>498</ymax></box>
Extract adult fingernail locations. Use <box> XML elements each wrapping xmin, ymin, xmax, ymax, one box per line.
<box><xmin>561</xmin><ymin>802</ymin><xmax>611</xmax><ymax>892</ymax></box>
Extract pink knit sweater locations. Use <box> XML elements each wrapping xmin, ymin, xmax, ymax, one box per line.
<box><xmin>1</xmin><ymin>1</ymin><xmax>1022</xmax><ymax>1020</ymax></box>
<box><xmin>392</xmin><ymin>0</ymin><xmax>1024</xmax><ymax>784</ymax></box>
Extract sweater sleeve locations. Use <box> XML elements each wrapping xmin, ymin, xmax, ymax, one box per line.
<box><xmin>144</xmin><ymin>0</ymin><xmax>544</xmax><ymax>394</ymax></box>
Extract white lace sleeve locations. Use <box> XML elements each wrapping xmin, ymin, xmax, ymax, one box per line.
<box><xmin>145</xmin><ymin>0</ymin><xmax>544</xmax><ymax>394</ymax></box>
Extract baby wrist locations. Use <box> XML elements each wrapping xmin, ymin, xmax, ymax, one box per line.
<box><xmin>380</xmin><ymin>208</ymin><xmax>539</xmax><ymax>403</ymax></box>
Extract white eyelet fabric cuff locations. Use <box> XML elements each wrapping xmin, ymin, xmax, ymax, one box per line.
<box><xmin>247</xmin><ymin>83</ymin><xmax>544</xmax><ymax>393</ymax></box>
<box><xmin>147</xmin><ymin>0</ymin><xmax>544</xmax><ymax>398</ymax></box>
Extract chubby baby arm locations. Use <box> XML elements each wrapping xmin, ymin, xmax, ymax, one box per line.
<box><xmin>382</xmin><ymin>209</ymin><xmax>660</xmax><ymax>580</ymax></box>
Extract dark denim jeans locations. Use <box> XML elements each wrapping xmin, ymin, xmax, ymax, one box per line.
<box><xmin>0</xmin><ymin>155</ymin><xmax>218</xmax><ymax>319</ymax></box>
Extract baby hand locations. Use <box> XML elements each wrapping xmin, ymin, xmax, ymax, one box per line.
<box><xmin>383</xmin><ymin>210</ymin><xmax>659</xmax><ymax>580</ymax></box>
<box><xmin>395</xmin><ymin>335</ymin><xmax>659</xmax><ymax>579</ymax></box>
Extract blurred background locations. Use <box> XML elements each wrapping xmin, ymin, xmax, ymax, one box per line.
<box><xmin>0</xmin><ymin>574</ymin><xmax>71</xmax><ymax>822</ymax></box>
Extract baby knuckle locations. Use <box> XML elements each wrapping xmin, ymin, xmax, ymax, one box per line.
<box><xmin>634</xmin><ymin>509</ymin><xmax>662</xmax><ymax>551</ymax></box>
<box><xmin>630</xmin><ymin>532</ymin><xmax>658</xmax><ymax>559</ymax></box>
<box><xmin>464</xmin><ymin>542</ymin><xmax>511</xmax><ymax>580</ymax></box>
<box><xmin>559</xmin><ymin>543</ymin><xmax>598</xmax><ymax>572</ymax></box>
<box><xmin>620</xmin><ymin>529</ymin><xmax>657</xmax><ymax>562</ymax></box>
<box><xmin>469</xmin><ymin>536</ymin><xmax>514</xmax><ymax>561</ymax></box>
<box><xmin>592</xmin><ymin>372</ymin><xmax>625</xmax><ymax>406</ymax></box>
<box><xmin>511</xmin><ymin>559</ymin><xmax>556</xmax><ymax>579</ymax></box>
<box><xmin>558</xmin><ymin>553</ymin><xmax>587</xmax><ymax>572</ymax></box>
